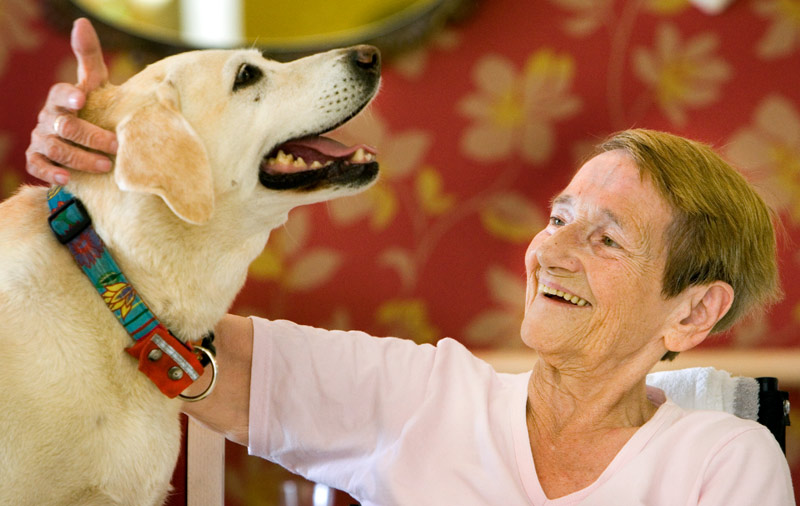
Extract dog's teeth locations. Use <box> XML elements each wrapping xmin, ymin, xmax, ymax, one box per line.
<box><xmin>349</xmin><ymin>148</ymin><xmax>375</xmax><ymax>163</ymax></box>
<box><xmin>310</xmin><ymin>161</ymin><xmax>324</xmax><ymax>169</ymax></box>
<box><xmin>276</xmin><ymin>150</ymin><xmax>293</xmax><ymax>164</ymax></box>
<box><xmin>293</xmin><ymin>157</ymin><xmax>307</xmax><ymax>168</ymax></box>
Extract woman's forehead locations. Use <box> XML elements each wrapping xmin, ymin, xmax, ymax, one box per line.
<box><xmin>556</xmin><ymin>151</ymin><xmax>674</xmax><ymax>230</ymax></box>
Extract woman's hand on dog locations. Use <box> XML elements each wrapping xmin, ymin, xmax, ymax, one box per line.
<box><xmin>26</xmin><ymin>18</ymin><xmax>117</xmax><ymax>186</ymax></box>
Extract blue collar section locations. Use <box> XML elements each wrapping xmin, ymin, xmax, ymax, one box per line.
<box><xmin>46</xmin><ymin>186</ymin><xmax>206</xmax><ymax>398</ymax></box>
<box><xmin>47</xmin><ymin>185</ymin><xmax>160</xmax><ymax>341</ymax></box>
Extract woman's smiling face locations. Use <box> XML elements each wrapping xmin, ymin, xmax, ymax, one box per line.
<box><xmin>521</xmin><ymin>150</ymin><xmax>681</xmax><ymax>364</ymax></box>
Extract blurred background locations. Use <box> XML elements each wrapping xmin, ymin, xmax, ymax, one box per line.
<box><xmin>0</xmin><ymin>0</ymin><xmax>798</xmax><ymax>503</ymax></box>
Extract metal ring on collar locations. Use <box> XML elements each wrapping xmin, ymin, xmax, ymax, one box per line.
<box><xmin>179</xmin><ymin>345</ymin><xmax>218</xmax><ymax>402</ymax></box>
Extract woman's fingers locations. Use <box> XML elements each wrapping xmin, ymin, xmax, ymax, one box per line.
<box><xmin>24</xmin><ymin>150</ymin><xmax>69</xmax><ymax>186</ymax></box>
<box><xmin>24</xmin><ymin>18</ymin><xmax>115</xmax><ymax>186</ymax></box>
<box><xmin>44</xmin><ymin>82</ymin><xmax>85</xmax><ymax>111</ymax></box>
<box><xmin>48</xmin><ymin>111</ymin><xmax>118</xmax><ymax>156</ymax></box>
<box><xmin>72</xmin><ymin>17</ymin><xmax>109</xmax><ymax>91</ymax></box>
<box><xmin>27</xmin><ymin>120</ymin><xmax>114</xmax><ymax>186</ymax></box>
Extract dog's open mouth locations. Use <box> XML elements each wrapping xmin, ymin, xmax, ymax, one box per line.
<box><xmin>259</xmin><ymin>136</ymin><xmax>378</xmax><ymax>191</ymax></box>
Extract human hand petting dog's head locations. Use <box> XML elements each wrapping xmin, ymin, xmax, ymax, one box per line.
<box><xmin>26</xmin><ymin>18</ymin><xmax>118</xmax><ymax>186</ymax></box>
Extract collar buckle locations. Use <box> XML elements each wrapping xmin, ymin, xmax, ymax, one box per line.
<box><xmin>48</xmin><ymin>197</ymin><xmax>92</xmax><ymax>244</ymax></box>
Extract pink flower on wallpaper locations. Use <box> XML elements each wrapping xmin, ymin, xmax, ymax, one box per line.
<box><xmin>726</xmin><ymin>95</ymin><xmax>800</xmax><ymax>223</ymax></box>
<box><xmin>0</xmin><ymin>0</ymin><xmax>41</xmax><ymax>73</ymax></box>
<box><xmin>457</xmin><ymin>50</ymin><xmax>582</xmax><ymax>164</ymax></box>
<box><xmin>754</xmin><ymin>0</ymin><xmax>800</xmax><ymax>59</ymax></box>
<box><xmin>633</xmin><ymin>23</ymin><xmax>731</xmax><ymax>126</ymax></box>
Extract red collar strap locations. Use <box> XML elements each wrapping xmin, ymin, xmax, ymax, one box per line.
<box><xmin>125</xmin><ymin>325</ymin><xmax>204</xmax><ymax>398</ymax></box>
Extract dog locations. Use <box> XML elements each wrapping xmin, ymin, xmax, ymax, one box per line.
<box><xmin>0</xmin><ymin>43</ymin><xmax>380</xmax><ymax>505</ymax></box>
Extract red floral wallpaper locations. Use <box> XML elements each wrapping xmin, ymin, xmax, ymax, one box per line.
<box><xmin>1</xmin><ymin>0</ymin><xmax>798</xmax><ymax>503</ymax></box>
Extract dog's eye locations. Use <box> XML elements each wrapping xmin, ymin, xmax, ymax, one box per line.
<box><xmin>233</xmin><ymin>63</ymin><xmax>263</xmax><ymax>91</ymax></box>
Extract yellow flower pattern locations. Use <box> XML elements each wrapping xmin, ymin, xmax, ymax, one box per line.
<box><xmin>376</xmin><ymin>299</ymin><xmax>439</xmax><ymax>344</ymax></box>
<box><xmin>633</xmin><ymin>23</ymin><xmax>731</xmax><ymax>125</ymax></box>
<box><xmin>101</xmin><ymin>282</ymin><xmax>136</xmax><ymax>319</ymax></box>
<box><xmin>458</xmin><ymin>50</ymin><xmax>581</xmax><ymax>164</ymax></box>
<box><xmin>726</xmin><ymin>95</ymin><xmax>800</xmax><ymax>222</ymax></box>
<box><xmin>754</xmin><ymin>0</ymin><xmax>800</xmax><ymax>59</ymax></box>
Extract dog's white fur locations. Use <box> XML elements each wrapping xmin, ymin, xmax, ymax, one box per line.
<box><xmin>0</xmin><ymin>46</ymin><xmax>379</xmax><ymax>505</ymax></box>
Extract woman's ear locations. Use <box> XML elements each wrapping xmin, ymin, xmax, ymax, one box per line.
<box><xmin>113</xmin><ymin>80</ymin><xmax>214</xmax><ymax>225</ymax></box>
<box><xmin>663</xmin><ymin>281</ymin><xmax>734</xmax><ymax>353</ymax></box>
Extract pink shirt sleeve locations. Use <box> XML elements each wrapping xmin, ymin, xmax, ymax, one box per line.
<box><xmin>697</xmin><ymin>425</ymin><xmax>794</xmax><ymax>505</ymax></box>
<box><xmin>247</xmin><ymin>317</ymin><xmax>441</xmax><ymax>487</ymax></box>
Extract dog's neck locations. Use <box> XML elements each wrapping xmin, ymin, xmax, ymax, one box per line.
<box><xmin>62</xmin><ymin>174</ymin><xmax>285</xmax><ymax>342</ymax></box>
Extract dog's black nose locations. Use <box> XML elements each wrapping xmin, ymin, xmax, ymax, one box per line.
<box><xmin>351</xmin><ymin>45</ymin><xmax>381</xmax><ymax>74</ymax></box>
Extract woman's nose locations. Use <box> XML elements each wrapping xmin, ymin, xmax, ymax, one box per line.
<box><xmin>535</xmin><ymin>225</ymin><xmax>582</xmax><ymax>273</ymax></box>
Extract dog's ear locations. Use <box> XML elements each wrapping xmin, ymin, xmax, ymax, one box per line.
<box><xmin>114</xmin><ymin>80</ymin><xmax>214</xmax><ymax>225</ymax></box>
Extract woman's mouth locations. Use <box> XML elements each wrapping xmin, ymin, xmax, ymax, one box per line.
<box><xmin>537</xmin><ymin>283</ymin><xmax>590</xmax><ymax>307</ymax></box>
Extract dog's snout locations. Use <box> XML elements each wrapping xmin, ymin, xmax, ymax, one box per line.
<box><xmin>351</xmin><ymin>45</ymin><xmax>381</xmax><ymax>74</ymax></box>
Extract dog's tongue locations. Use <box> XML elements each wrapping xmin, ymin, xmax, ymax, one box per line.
<box><xmin>284</xmin><ymin>136</ymin><xmax>368</xmax><ymax>157</ymax></box>
<box><xmin>266</xmin><ymin>136</ymin><xmax>377</xmax><ymax>174</ymax></box>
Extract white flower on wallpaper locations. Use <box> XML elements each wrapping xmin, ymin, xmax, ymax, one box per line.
<box><xmin>463</xmin><ymin>265</ymin><xmax>526</xmax><ymax>348</ymax></box>
<box><xmin>753</xmin><ymin>0</ymin><xmax>800</xmax><ymax>59</ymax></box>
<box><xmin>726</xmin><ymin>95</ymin><xmax>800</xmax><ymax>223</ymax></box>
<box><xmin>326</xmin><ymin>111</ymin><xmax>431</xmax><ymax>230</ymax></box>
<box><xmin>457</xmin><ymin>50</ymin><xmax>582</xmax><ymax>164</ymax></box>
<box><xmin>633</xmin><ymin>23</ymin><xmax>731</xmax><ymax>126</ymax></box>
<box><xmin>0</xmin><ymin>0</ymin><xmax>41</xmax><ymax>73</ymax></box>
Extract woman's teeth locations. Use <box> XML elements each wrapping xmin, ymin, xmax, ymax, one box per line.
<box><xmin>537</xmin><ymin>283</ymin><xmax>589</xmax><ymax>306</ymax></box>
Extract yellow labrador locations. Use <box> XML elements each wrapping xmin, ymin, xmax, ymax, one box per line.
<box><xmin>0</xmin><ymin>45</ymin><xmax>380</xmax><ymax>505</ymax></box>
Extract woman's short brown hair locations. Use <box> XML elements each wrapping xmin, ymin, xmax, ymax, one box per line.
<box><xmin>594</xmin><ymin>129</ymin><xmax>782</xmax><ymax>360</ymax></box>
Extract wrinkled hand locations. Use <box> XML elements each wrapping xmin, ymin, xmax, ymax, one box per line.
<box><xmin>26</xmin><ymin>17</ymin><xmax>118</xmax><ymax>185</ymax></box>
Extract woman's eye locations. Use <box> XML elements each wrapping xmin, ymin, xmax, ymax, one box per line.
<box><xmin>602</xmin><ymin>236</ymin><xmax>620</xmax><ymax>248</ymax></box>
<box><xmin>234</xmin><ymin>64</ymin><xmax>263</xmax><ymax>91</ymax></box>
<box><xmin>549</xmin><ymin>216</ymin><xmax>565</xmax><ymax>227</ymax></box>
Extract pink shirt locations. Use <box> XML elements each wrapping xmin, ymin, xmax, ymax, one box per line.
<box><xmin>248</xmin><ymin>318</ymin><xmax>795</xmax><ymax>505</ymax></box>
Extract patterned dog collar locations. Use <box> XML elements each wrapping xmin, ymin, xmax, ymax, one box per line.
<box><xmin>47</xmin><ymin>185</ymin><xmax>214</xmax><ymax>400</ymax></box>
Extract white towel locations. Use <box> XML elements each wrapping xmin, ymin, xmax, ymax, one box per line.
<box><xmin>646</xmin><ymin>367</ymin><xmax>759</xmax><ymax>420</ymax></box>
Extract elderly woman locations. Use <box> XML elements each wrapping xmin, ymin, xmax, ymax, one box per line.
<box><xmin>29</xmin><ymin>19</ymin><xmax>794</xmax><ymax>506</ymax></box>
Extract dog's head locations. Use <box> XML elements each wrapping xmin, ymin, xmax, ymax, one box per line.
<box><xmin>81</xmin><ymin>45</ymin><xmax>381</xmax><ymax>226</ymax></box>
